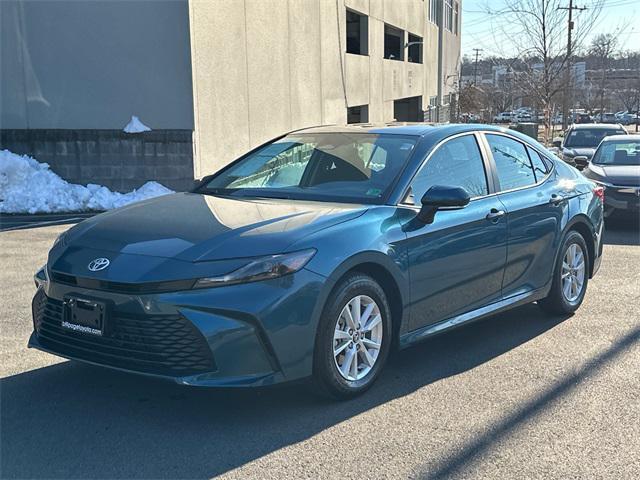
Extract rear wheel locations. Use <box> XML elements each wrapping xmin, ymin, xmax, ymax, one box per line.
<box><xmin>312</xmin><ymin>273</ymin><xmax>392</xmax><ymax>399</ymax></box>
<box><xmin>539</xmin><ymin>230</ymin><xmax>589</xmax><ymax>315</ymax></box>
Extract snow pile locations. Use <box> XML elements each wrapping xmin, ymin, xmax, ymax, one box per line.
<box><xmin>123</xmin><ymin>115</ymin><xmax>151</xmax><ymax>133</ymax></box>
<box><xmin>0</xmin><ymin>150</ymin><xmax>173</xmax><ymax>214</ymax></box>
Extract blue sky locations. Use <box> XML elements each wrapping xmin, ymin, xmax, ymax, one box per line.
<box><xmin>461</xmin><ymin>0</ymin><xmax>639</xmax><ymax>59</ymax></box>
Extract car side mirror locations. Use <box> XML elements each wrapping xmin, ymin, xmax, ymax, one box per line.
<box><xmin>574</xmin><ymin>156</ymin><xmax>588</xmax><ymax>164</ymax></box>
<box><xmin>417</xmin><ymin>185</ymin><xmax>471</xmax><ymax>224</ymax></box>
<box><xmin>552</xmin><ymin>139</ymin><xmax>562</xmax><ymax>148</ymax></box>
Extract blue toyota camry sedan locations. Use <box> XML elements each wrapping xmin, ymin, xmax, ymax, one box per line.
<box><xmin>31</xmin><ymin>124</ymin><xmax>604</xmax><ymax>399</ymax></box>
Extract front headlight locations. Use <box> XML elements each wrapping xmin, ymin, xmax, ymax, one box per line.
<box><xmin>34</xmin><ymin>265</ymin><xmax>48</xmax><ymax>289</ymax></box>
<box><xmin>52</xmin><ymin>231</ymin><xmax>67</xmax><ymax>248</ymax></box>
<box><xmin>193</xmin><ymin>249</ymin><xmax>316</xmax><ymax>289</ymax></box>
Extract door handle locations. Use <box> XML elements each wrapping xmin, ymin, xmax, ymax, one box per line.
<box><xmin>486</xmin><ymin>208</ymin><xmax>505</xmax><ymax>221</ymax></box>
<box><xmin>549</xmin><ymin>194</ymin><xmax>565</xmax><ymax>205</ymax></box>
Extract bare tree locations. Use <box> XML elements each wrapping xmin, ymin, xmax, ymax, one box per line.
<box><xmin>458</xmin><ymin>84</ymin><xmax>483</xmax><ymax>115</ymax></box>
<box><xmin>589</xmin><ymin>33</ymin><xmax>618</xmax><ymax>115</ymax></box>
<box><xmin>484</xmin><ymin>0</ymin><xmax>603</xmax><ymax>142</ymax></box>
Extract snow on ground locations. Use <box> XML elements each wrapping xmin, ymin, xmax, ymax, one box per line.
<box><xmin>0</xmin><ymin>150</ymin><xmax>173</xmax><ymax>214</ymax></box>
<box><xmin>123</xmin><ymin>115</ymin><xmax>151</xmax><ymax>133</ymax></box>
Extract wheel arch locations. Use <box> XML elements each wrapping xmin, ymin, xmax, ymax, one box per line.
<box><xmin>313</xmin><ymin>251</ymin><xmax>409</xmax><ymax>348</ymax></box>
<box><xmin>563</xmin><ymin>214</ymin><xmax>597</xmax><ymax>278</ymax></box>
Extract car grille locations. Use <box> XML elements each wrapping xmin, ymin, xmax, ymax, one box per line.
<box><xmin>32</xmin><ymin>290</ymin><xmax>216</xmax><ymax>377</ymax></box>
<box><xmin>49</xmin><ymin>271</ymin><xmax>196</xmax><ymax>294</ymax></box>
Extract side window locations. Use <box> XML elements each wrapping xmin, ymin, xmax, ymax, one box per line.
<box><xmin>486</xmin><ymin>134</ymin><xmax>536</xmax><ymax>191</ymax></box>
<box><xmin>409</xmin><ymin>135</ymin><xmax>488</xmax><ymax>205</ymax></box>
<box><xmin>527</xmin><ymin>147</ymin><xmax>549</xmax><ymax>182</ymax></box>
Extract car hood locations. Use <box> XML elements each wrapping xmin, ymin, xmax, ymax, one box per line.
<box><xmin>63</xmin><ymin>193</ymin><xmax>368</xmax><ymax>262</ymax></box>
<box><xmin>595</xmin><ymin>164</ymin><xmax>640</xmax><ymax>186</ymax></box>
<box><xmin>566</xmin><ymin>147</ymin><xmax>596</xmax><ymax>158</ymax></box>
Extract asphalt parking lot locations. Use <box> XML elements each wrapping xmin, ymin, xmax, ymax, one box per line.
<box><xmin>1</xmin><ymin>217</ymin><xmax>639</xmax><ymax>479</ymax></box>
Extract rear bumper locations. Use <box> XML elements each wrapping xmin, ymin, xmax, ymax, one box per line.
<box><xmin>30</xmin><ymin>268</ymin><xmax>326</xmax><ymax>387</ymax></box>
<box><xmin>604</xmin><ymin>193</ymin><xmax>640</xmax><ymax>213</ymax></box>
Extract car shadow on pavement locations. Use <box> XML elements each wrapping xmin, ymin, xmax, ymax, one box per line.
<box><xmin>604</xmin><ymin>215</ymin><xmax>640</xmax><ymax>246</ymax></box>
<box><xmin>422</xmin><ymin>322</ymin><xmax>640</xmax><ymax>480</ymax></box>
<box><xmin>1</xmin><ymin>304</ymin><xmax>569</xmax><ymax>479</ymax></box>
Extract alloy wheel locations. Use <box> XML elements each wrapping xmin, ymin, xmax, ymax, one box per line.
<box><xmin>561</xmin><ymin>243</ymin><xmax>586</xmax><ymax>302</ymax></box>
<box><xmin>333</xmin><ymin>295</ymin><xmax>383</xmax><ymax>381</ymax></box>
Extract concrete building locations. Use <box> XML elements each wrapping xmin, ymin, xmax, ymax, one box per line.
<box><xmin>1</xmin><ymin>0</ymin><xmax>462</xmax><ymax>190</ymax></box>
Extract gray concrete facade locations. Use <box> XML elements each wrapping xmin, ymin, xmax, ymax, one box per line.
<box><xmin>189</xmin><ymin>0</ymin><xmax>462</xmax><ymax>176</ymax></box>
<box><xmin>1</xmin><ymin>0</ymin><xmax>194</xmax><ymax>130</ymax></box>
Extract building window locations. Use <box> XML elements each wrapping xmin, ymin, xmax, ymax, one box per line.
<box><xmin>384</xmin><ymin>24</ymin><xmax>404</xmax><ymax>60</ymax></box>
<box><xmin>394</xmin><ymin>96</ymin><xmax>423</xmax><ymax>122</ymax></box>
<box><xmin>346</xmin><ymin>9</ymin><xmax>368</xmax><ymax>55</ymax></box>
<box><xmin>429</xmin><ymin>96</ymin><xmax>438</xmax><ymax>107</ymax></box>
<box><xmin>429</xmin><ymin>0</ymin><xmax>441</xmax><ymax>26</ymax></box>
<box><xmin>444</xmin><ymin>0</ymin><xmax>453</xmax><ymax>31</ymax></box>
<box><xmin>347</xmin><ymin>105</ymin><xmax>369</xmax><ymax>124</ymax></box>
<box><xmin>453</xmin><ymin>2</ymin><xmax>459</xmax><ymax>35</ymax></box>
<box><xmin>407</xmin><ymin>34</ymin><xmax>422</xmax><ymax>63</ymax></box>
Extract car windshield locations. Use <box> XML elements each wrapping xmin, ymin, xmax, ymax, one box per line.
<box><xmin>565</xmin><ymin>128</ymin><xmax>625</xmax><ymax>148</ymax></box>
<box><xmin>200</xmin><ymin>133</ymin><xmax>418</xmax><ymax>204</ymax></box>
<box><xmin>592</xmin><ymin>140</ymin><xmax>640</xmax><ymax>166</ymax></box>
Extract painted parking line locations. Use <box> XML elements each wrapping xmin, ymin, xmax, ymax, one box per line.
<box><xmin>0</xmin><ymin>218</ymin><xmax>86</xmax><ymax>232</ymax></box>
<box><xmin>0</xmin><ymin>213</ymin><xmax>99</xmax><ymax>232</ymax></box>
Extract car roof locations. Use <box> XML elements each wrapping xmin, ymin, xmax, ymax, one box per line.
<box><xmin>296</xmin><ymin>123</ymin><xmax>525</xmax><ymax>138</ymax></box>
<box><xmin>294</xmin><ymin>123</ymin><xmax>551</xmax><ymax>154</ymax></box>
<box><xmin>602</xmin><ymin>134</ymin><xmax>640</xmax><ymax>141</ymax></box>
<box><xmin>569</xmin><ymin>123</ymin><xmax>626</xmax><ymax>130</ymax></box>
<box><xmin>295</xmin><ymin>123</ymin><xmax>435</xmax><ymax>136</ymax></box>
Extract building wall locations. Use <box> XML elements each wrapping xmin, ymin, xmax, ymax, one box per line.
<box><xmin>1</xmin><ymin>0</ymin><xmax>194</xmax><ymax>130</ymax></box>
<box><xmin>189</xmin><ymin>0</ymin><xmax>461</xmax><ymax>177</ymax></box>
<box><xmin>0</xmin><ymin>0</ymin><xmax>195</xmax><ymax>192</ymax></box>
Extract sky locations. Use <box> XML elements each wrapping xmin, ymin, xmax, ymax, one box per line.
<box><xmin>461</xmin><ymin>0</ymin><xmax>640</xmax><ymax>60</ymax></box>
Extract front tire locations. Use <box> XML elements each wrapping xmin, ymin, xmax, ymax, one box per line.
<box><xmin>539</xmin><ymin>230</ymin><xmax>589</xmax><ymax>315</ymax></box>
<box><xmin>312</xmin><ymin>273</ymin><xmax>392</xmax><ymax>400</ymax></box>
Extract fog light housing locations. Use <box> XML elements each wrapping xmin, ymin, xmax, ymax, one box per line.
<box><xmin>34</xmin><ymin>265</ymin><xmax>48</xmax><ymax>289</ymax></box>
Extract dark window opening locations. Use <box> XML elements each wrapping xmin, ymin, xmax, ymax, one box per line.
<box><xmin>346</xmin><ymin>9</ymin><xmax>368</xmax><ymax>55</ymax></box>
<box><xmin>407</xmin><ymin>34</ymin><xmax>422</xmax><ymax>63</ymax></box>
<box><xmin>394</xmin><ymin>96</ymin><xmax>423</xmax><ymax>122</ymax></box>
<box><xmin>347</xmin><ymin>105</ymin><xmax>369</xmax><ymax>124</ymax></box>
<box><xmin>384</xmin><ymin>24</ymin><xmax>404</xmax><ymax>60</ymax></box>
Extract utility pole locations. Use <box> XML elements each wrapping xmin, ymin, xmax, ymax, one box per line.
<box><xmin>472</xmin><ymin>48</ymin><xmax>482</xmax><ymax>85</ymax></box>
<box><xmin>559</xmin><ymin>1</ymin><xmax>587</xmax><ymax>130</ymax></box>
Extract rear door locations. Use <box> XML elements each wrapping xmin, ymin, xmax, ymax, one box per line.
<box><xmin>481</xmin><ymin>133</ymin><xmax>566</xmax><ymax>299</ymax></box>
<box><xmin>399</xmin><ymin>133</ymin><xmax>508</xmax><ymax>331</ymax></box>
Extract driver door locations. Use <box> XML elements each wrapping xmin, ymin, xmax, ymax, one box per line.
<box><xmin>398</xmin><ymin>133</ymin><xmax>508</xmax><ymax>331</ymax></box>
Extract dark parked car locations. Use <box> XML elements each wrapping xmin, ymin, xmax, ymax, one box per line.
<box><xmin>31</xmin><ymin>124</ymin><xmax>604</xmax><ymax>399</ymax></box>
<box><xmin>573</xmin><ymin>112</ymin><xmax>592</xmax><ymax>124</ymax></box>
<box><xmin>582</xmin><ymin>134</ymin><xmax>640</xmax><ymax>217</ymax></box>
<box><xmin>561</xmin><ymin>124</ymin><xmax>627</xmax><ymax>169</ymax></box>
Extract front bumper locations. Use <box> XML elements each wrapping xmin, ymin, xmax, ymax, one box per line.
<box><xmin>29</xmin><ymin>268</ymin><xmax>326</xmax><ymax>387</ymax></box>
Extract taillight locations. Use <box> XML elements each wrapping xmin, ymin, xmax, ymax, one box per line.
<box><xmin>593</xmin><ymin>185</ymin><xmax>605</xmax><ymax>203</ymax></box>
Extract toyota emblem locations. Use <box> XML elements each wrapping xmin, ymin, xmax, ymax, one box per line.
<box><xmin>88</xmin><ymin>257</ymin><xmax>110</xmax><ymax>272</ymax></box>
